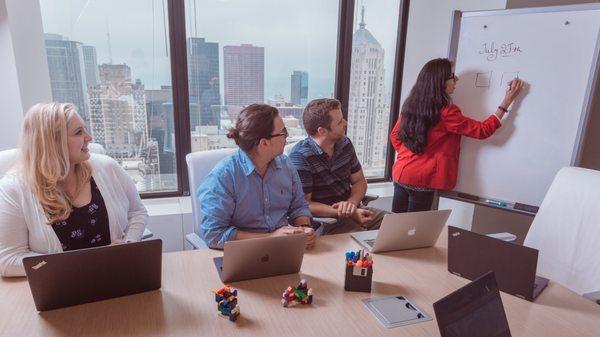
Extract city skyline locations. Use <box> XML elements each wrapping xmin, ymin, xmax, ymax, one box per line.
<box><xmin>40</xmin><ymin>0</ymin><xmax>399</xmax><ymax>103</ymax></box>
<box><xmin>41</xmin><ymin>2</ymin><xmax>397</xmax><ymax>191</ymax></box>
<box><xmin>43</xmin><ymin>33</ymin><xmax>315</xmax><ymax>192</ymax></box>
<box><xmin>44</xmin><ymin>33</ymin><xmax>316</xmax><ymax>106</ymax></box>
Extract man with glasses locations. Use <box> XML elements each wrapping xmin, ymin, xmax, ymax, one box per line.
<box><xmin>197</xmin><ymin>104</ymin><xmax>315</xmax><ymax>249</ymax></box>
<box><xmin>288</xmin><ymin>98</ymin><xmax>387</xmax><ymax>235</ymax></box>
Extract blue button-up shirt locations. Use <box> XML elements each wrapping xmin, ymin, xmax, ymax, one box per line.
<box><xmin>197</xmin><ymin>149</ymin><xmax>312</xmax><ymax>249</ymax></box>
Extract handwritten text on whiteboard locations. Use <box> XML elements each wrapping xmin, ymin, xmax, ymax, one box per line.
<box><xmin>479</xmin><ymin>42</ymin><xmax>523</xmax><ymax>61</ymax></box>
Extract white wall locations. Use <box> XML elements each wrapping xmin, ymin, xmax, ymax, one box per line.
<box><xmin>0</xmin><ymin>0</ymin><xmax>23</xmax><ymax>150</ymax></box>
<box><xmin>0</xmin><ymin>0</ymin><xmax>52</xmax><ymax>150</ymax></box>
<box><xmin>401</xmin><ymin>0</ymin><xmax>508</xmax><ymax>105</ymax></box>
<box><xmin>5</xmin><ymin>0</ymin><xmax>51</xmax><ymax>111</ymax></box>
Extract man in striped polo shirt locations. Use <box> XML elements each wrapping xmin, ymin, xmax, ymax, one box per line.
<box><xmin>288</xmin><ymin>98</ymin><xmax>387</xmax><ymax>235</ymax></box>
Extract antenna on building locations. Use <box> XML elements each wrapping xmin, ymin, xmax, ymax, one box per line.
<box><xmin>105</xmin><ymin>16</ymin><xmax>113</xmax><ymax>64</ymax></box>
<box><xmin>194</xmin><ymin>0</ymin><xmax>198</xmax><ymax>37</ymax></box>
<box><xmin>360</xmin><ymin>4</ymin><xmax>366</xmax><ymax>29</ymax></box>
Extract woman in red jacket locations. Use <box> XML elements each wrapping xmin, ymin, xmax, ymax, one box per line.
<box><xmin>390</xmin><ymin>58</ymin><xmax>523</xmax><ymax>213</ymax></box>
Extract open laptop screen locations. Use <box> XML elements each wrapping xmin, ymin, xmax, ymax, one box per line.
<box><xmin>434</xmin><ymin>271</ymin><xmax>511</xmax><ymax>337</ymax></box>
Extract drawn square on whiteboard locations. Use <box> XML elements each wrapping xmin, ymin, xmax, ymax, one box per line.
<box><xmin>475</xmin><ymin>72</ymin><xmax>492</xmax><ymax>88</ymax></box>
<box><xmin>501</xmin><ymin>72</ymin><xmax>519</xmax><ymax>88</ymax></box>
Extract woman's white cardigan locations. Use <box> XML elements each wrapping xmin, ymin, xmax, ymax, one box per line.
<box><xmin>0</xmin><ymin>154</ymin><xmax>148</xmax><ymax>277</ymax></box>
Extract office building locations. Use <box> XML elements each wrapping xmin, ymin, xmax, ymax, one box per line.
<box><xmin>290</xmin><ymin>70</ymin><xmax>308</xmax><ymax>105</ymax></box>
<box><xmin>223</xmin><ymin>44</ymin><xmax>264</xmax><ymax>106</ymax></box>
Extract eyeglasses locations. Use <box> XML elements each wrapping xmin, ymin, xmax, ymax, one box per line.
<box><xmin>267</xmin><ymin>127</ymin><xmax>288</xmax><ymax>139</ymax></box>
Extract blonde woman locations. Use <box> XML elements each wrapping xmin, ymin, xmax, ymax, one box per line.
<box><xmin>0</xmin><ymin>103</ymin><xmax>147</xmax><ymax>277</ymax></box>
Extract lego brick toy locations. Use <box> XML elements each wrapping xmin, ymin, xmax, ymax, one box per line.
<box><xmin>281</xmin><ymin>279</ymin><xmax>314</xmax><ymax>307</ymax></box>
<box><xmin>213</xmin><ymin>285</ymin><xmax>240</xmax><ymax>322</ymax></box>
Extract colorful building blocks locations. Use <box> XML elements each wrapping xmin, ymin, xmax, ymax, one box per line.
<box><xmin>213</xmin><ymin>285</ymin><xmax>240</xmax><ymax>322</ymax></box>
<box><xmin>281</xmin><ymin>279</ymin><xmax>314</xmax><ymax>307</ymax></box>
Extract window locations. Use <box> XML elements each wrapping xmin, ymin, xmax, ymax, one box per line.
<box><xmin>40</xmin><ymin>0</ymin><xmax>178</xmax><ymax>194</ymax></box>
<box><xmin>184</xmin><ymin>0</ymin><xmax>339</xmax><ymax>152</ymax></box>
<box><xmin>36</xmin><ymin>0</ymin><xmax>409</xmax><ymax>197</ymax></box>
<box><xmin>346</xmin><ymin>1</ymin><xmax>400</xmax><ymax>179</ymax></box>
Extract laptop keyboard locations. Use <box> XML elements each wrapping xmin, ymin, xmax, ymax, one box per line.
<box><xmin>364</xmin><ymin>239</ymin><xmax>376</xmax><ymax>248</ymax></box>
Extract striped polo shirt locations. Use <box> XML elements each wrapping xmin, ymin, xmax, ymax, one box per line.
<box><xmin>288</xmin><ymin>136</ymin><xmax>362</xmax><ymax>206</ymax></box>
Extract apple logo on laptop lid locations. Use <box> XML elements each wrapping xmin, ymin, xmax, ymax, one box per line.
<box><xmin>408</xmin><ymin>228</ymin><xmax>416</xmax><ymax>236</ymax></box>
<box><xmin>260</xmin><ymin>254</ymin><xmax>270</xmax><ymax>263</ymax></box>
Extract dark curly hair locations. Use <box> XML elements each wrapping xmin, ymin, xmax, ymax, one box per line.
<box><xmin>399</xmin><ymin>58</ymin><xmax>453</xmax><ymax>154</ymax></box>
<box><xmin>226</xmin><ymin>104</ymin><xmax>279</xmax><ymax>153</ymax></box>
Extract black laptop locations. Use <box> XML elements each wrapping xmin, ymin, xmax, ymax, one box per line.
<box><xmin>23</xmin><ymin>239</ymin><xmax>162</xmax><ymax>311</ymax></box>
<box><xmin>447</xmin><ymin>226</ymin><xmax>549</xmax><ymax>301</ymax></box>
<box><xmin>434</xmin><ymin>271</ymin><xmax>511</xmax><ymax>337</ymax></box>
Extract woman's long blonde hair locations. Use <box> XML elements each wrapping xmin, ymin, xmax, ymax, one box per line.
<box><xmin>20</xmin><ymin>103</ymin><xmax>92</xmax><ymax>224</ymax></box>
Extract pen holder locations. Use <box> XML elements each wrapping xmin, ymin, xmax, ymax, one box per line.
<box><xmin>344</xmin><ymin>264</ymin><xmax>373</xmax><ymax>292</ymax></box>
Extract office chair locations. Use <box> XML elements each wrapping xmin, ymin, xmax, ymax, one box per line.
<box><xmin>524</xmin><ymin>167</ymin><xmax>600</xmax><ymax>304</ymax></box>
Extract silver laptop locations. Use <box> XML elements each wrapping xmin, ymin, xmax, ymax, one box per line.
<box><xmin>351</xmin><ymin>209</ymin><xmax>451</xmax><ymax>253</ymax></box>
<box><xmin>23</xmin><ymin>239</ymin><xmax>162</xmax><ymax>311</ymax></box>
<box><xmin>213</xmin><ymin>233</ymin><xmax>307</xmax><ymax>283</ymax></box>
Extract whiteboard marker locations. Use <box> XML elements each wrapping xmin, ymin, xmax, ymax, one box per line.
<box><xmin>485</xmin><ymin>199</ymin><xmax>507</xmax><ymax>207</ymax></box>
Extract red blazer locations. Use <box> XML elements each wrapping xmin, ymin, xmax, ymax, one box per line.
<box><xmin>390</xmin><ymin>104</ymin><xmax>501</xmax><ymax>190</ymax></box>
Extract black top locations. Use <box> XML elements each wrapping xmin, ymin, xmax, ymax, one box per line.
<box><xmin>52</xmin><ymin>177</ymin><xmax>111</xmax><ymax>251</ymax></box>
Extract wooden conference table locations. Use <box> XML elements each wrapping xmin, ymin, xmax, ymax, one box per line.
<box><xmin>1</xmin><ymin>229</ymin><xmax>600</xmax><ymax>337</ymax></box>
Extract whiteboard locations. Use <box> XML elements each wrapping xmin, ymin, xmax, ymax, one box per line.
<box><xmin>449</xmin><ymin>4</ymin><xmax>600</xmax><ymax>207</ymax></box>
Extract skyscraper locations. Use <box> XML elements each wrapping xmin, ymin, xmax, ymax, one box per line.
<box><xmin>44</xmin><ymin>34</ymin><xmax>88</xmax><ymax>121</ymax></box>
<box><xmin>187</xmin><ymin>37</ymin><xmax>220</xmax><ymax>127</ymax></box>
<box><xmin>81</xmin><ymin>45</ymin><xmax>99</xmax><ymax>87</ymax></box>
<box><xmin>290</xmin><ymin>71</ymin><xmax>309</xmax><ymax>105</ymax></box>
<box><xmin>146</xmin><ymin>85</ymin><xmax>175</xmax><ymax>175</ymax></box>
<box><xmin>223</xmin><ymin>44</ymin><xmax>264</xmax><ymax>106</ymax></box>
<box><xmin>88</xmin><ymin>64</ymin><xmax>149</xmax><ymax>160</ymax></box>
<box><xmin>347</xmin><ymin>7</ymin><xmax>388</xmax><ymax>174</ymax></box>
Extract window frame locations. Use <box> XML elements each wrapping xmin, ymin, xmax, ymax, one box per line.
<box><xmin>143</xmin><ymin>0</ymin><xmax>410</xmax><ymax>198</ymax></box>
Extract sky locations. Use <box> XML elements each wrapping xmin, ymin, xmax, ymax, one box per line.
<box><xmin>40</xmin><ymin>0</ymin><xmax>400</xmax><ymax>103</ymax></box>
